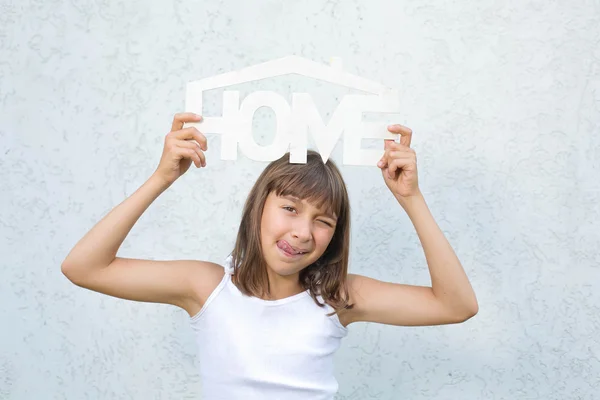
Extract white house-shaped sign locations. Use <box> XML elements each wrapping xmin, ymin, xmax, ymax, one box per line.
<box><xmin>185</xmin><ymin>55</ymin><xmax>401</xmax><ymax>165</ymax></box>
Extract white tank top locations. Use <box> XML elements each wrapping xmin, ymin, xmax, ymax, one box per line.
<box><xmin>189</xmin><ymin>256</ymin><xmax>349</xmax><ymax>400</ymax></box>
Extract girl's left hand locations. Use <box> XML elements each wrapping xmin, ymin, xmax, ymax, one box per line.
<box><xmin>377</xmin><ymin>124</ymin><xmax>420</xmax><ymax>199</ymax></box>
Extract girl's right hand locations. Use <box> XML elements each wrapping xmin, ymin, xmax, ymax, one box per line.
<box><xmin>153</xmin><ymin>113</ymin><xmax>207</xmax><ymax>186</ymax></box>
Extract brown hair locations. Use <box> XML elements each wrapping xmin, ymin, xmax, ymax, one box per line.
<box><xmin>230</xmin><ymin>150</ymin><xmax>353</xmax><ymax>314</ymax></box>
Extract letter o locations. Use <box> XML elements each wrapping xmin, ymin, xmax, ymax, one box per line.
<box><xmin>238</xmin><ymin>91</ymin><xmax>292</xmax><ymax>161</ymax></box>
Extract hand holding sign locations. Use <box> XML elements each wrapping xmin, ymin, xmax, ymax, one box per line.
<box><xmin>153</xmin><ymin>113</ymin><xmax>208</xmax><ymax>186</ymax></box>
<box><xmin>377</xmin><ymin>124</ymin><xmax>420</xmax><ymax>200</ymax></box>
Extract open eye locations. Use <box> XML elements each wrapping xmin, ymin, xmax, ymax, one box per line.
<box><xmin>283</xmin><ymin>206</ymin><xmax>296</xmax><ymax>213</ymax></box>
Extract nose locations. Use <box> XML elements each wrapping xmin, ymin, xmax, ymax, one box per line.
<box><xmin>292</xmin><ymin>218</ymin><xmax>312</xmax><ymax>242</ymax></box>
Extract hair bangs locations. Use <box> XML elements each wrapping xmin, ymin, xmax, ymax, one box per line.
<box><xmin>272</xmin><ymin>162</ymin><xmax>343</xmax><ymax>220</ymax></box>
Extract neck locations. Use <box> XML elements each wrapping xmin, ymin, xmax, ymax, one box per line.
<box><xmin>263</xmin><ymin>269</ymin><xmax>305</xmax><ymax>300</ymax></box>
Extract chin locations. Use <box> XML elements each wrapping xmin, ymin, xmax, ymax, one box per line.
<box><xmin>265</xmin><ymin>250</ymin><xmax>315</xmax><ymax>275</ymax></box>
<box><xmin>266</xmin><ymin>262</ymin><xmax>300</xmax><ymax>277</ymax></box>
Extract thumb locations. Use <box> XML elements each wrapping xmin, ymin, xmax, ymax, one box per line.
<box><xmin>384</xmin><ymin>139</ymin><xmax>394</xmax><ymax>149</ymax></box>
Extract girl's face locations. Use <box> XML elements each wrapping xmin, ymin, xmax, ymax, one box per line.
<box><xmin>260</xmin><ymin>191</ymin><xmax>338</xmax><ymax>277</ymax></box>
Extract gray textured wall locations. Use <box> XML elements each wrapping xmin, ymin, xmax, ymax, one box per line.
<box><xmin>1</xmin><ymin>1</ymin><xmax>599</xmax><ymax>399</ymax></box>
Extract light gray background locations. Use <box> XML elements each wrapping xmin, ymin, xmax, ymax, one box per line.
<box><xmin>1</xmin><ymin>1</ymin><xmax>599</xmax><ymax>399</ymax></box>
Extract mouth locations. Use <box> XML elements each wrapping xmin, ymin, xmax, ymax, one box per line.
<box><xmin>277</xmin><ymin>240</ymin><xmax>309</xmax><ymax>258</ymax></box>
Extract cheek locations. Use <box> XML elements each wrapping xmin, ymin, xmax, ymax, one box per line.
<box><xmin>314</xmin><ymin>229</ymin><xmax>335</xmax><ymax>250</ymax></box>
<box><xmin>260</xmin><ymin>211</ymin><xmax>275</xmax><ymax>244</ymax></box>
<box><xmin>261</xmin><ymin>209</ymin><xmax>287</xmax><ymax>237</ymax></box>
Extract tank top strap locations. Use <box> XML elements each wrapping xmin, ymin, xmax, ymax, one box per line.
<box><xmin>222</xmin><ymin>255</ymin><xmax>235</xmax><ymax>276</ymax></box>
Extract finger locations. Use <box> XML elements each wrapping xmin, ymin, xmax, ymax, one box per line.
<box><xmin>383</xmin><ymin>140</ymin><xmax>411</xmax><ymax>151</ymax></box>
<box><xmin>387</xmin><ymin>159</ymin><xmax>399</xmax><ymax>176</ymax></box>
<box><xmin>190</xmin><ymin>144</ymin><xmax>207</xmax><ymax>167</ymax></box>
<box><xmin>181</xmin><ymin>147</ymin><xmax>202</xmax><ymax>168</ymax></box>
<box><xmin>176</xmin><ymin>141</ymin><xmax>206</xmax><ymax>167</ymax></box>
<box><xmin>173</xmin><ymin>127</ymin><xmax>208</xmax><ymax>150</ymax></box>
<box><xmin>387</xmin><ymin>124</ymin><xmax>413</xmax><ymax>147</ymax></box>
<box><xmin>171</xmin><ymin>113</ymin><xmax>202</xmax><ymax>132</ymax></box>
<box><xmin>379</xmin><ymin>140</ymin><xmax>396</xmax><ymax>168</ymax></box>
<box><xmin>388</xmin><ymin>158</ymin><xmax>409</xmax><ymax>178</ymax></box>
<box><xmin>392</xmin><ymin>153</ymin><xmax>416</xmax><ymax>171</ymax></box>
<box><xmin>378</xmin><ymin>149</ymin><xmax>390</xmax><ymax>168</ymax></box>
<box><xmin>196</xmin><ymin>147</ymin><xmax>206</xmax><ymax>167</ymax></box>
<box><xmin>379</xmin><ymin>147</ymin><xmax>415</xmax><ymax>168</ymax></box>
<box><xmin>388</xmin><ymin>149</ymin><xmax>415</xmax><ymax>159</ymax></box>
<box><xmin>172</xmin><ymin>145</ymin><xmax>201</xmax><ymax>168</ymax></box>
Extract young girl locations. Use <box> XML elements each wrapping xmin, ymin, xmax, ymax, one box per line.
<box><xmin>62</xmin><ymin>112</ymin><xmax>478</xmax><ymax>400</ymax></box>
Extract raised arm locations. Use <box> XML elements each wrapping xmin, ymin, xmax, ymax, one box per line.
<box><xmin>61</xmin><ymin>113</ymin><xmax>222</xmax><ymax>317</ymax></box>
<box><xmin>339</xmin><ymin>125</ymin><xmax>478</xmax><ymax>327</ymax></box>
<box><xmin>342</xmin><ymin>193</ymin><xmax>478</xmax><ymax>326</ymax></box>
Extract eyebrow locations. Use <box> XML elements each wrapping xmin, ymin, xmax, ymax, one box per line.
<box><xmin>282</xmin><ymin>195</ymin><xmax>300</xmax><ymax>202</ymax></box>
<box><xmin>281</xmin><ymin>195</ymin><xmax>338</xmax><ymax>221</ymax></box>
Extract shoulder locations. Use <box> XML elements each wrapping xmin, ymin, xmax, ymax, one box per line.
<box><xmin>185</xmin><ymin>261</ymin><xmax>226</xmax><ymax>315</ymax></box>
<box><xmin>189</xmin><ymin>261</ymin><xmax>226</xmax><ymax>299</ymax></box>
<box><xmin>346</xmin><ymin>273</ymin><xmax>372</xmax><ymax>298</ymax></box>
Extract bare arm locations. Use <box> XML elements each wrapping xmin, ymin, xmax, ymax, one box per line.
<box><xmin>61</xmin><ymin>113</ymin><xmax>219</xmax><ymax>316</ymax></box>
<box><xmin>339</xmin><ymin>125</ymin><xmax>478</xmax><ymax>327</ymax></box>
<box><xmin>342</xmin><ymin>193</ymin><xmax>478</xmax><ymax>327</ymax></box>
<box><xmin>344</xmin><ymin>195</ymin><xmax>479</xmax><ymax>326</ymax></box>
<box><xmin>62</xmin><ymin>174</ymin><xmax>170</xmax><ymax>271</ymax></box>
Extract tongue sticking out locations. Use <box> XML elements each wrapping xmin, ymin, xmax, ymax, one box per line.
<box><xmin>278</xmin><ymin>241</ymin><xmax>300</xmax><ymax>255</ymax></box>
